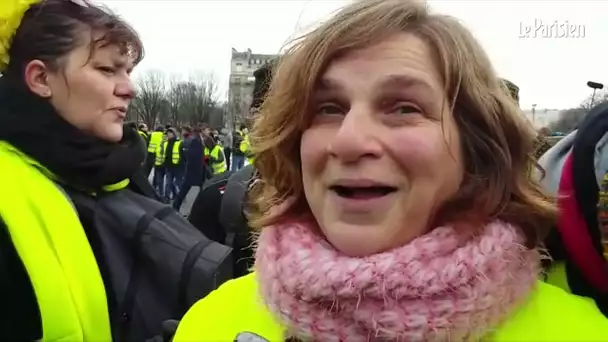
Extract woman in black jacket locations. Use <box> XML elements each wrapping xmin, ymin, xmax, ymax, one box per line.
<box><xmin>0</xmin><ymin>1</ymin><xmax>161</xmax><ymax>340</ymax></box>
<box><xmin>173</xmin><ymin>125</ymin><xmax>207</xmax><ymax>211</ymax></box>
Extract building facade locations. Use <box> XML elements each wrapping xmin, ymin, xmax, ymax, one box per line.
<box><xmin>228</xmin><ymin>48</ymin><xmax>278</xmax><ymax>128</ymax></box>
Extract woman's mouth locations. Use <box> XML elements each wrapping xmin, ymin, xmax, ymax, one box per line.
<box><xmin>111</xmin><ymin>107</ymin><xmax>128</xmax><ymax>119</ymax></box>
<box><xmin>330</xmin><ymin>185</ymin><xmax>397</xmax><ymax>199</ymax></box>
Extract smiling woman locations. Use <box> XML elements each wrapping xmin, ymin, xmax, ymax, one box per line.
<box><xmin>173</xmin><ymin>0</ymin><xmax>608</xmax><ymax>341</ymax></box>
<box><xmin>300</xmin><ymin>34</ymin><xmax>464</xmax><ymax>257</ymax></box>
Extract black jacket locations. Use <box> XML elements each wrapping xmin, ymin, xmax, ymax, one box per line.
<box><xmin>0</xmin><ymin>75</ymin><xmax>155</xmax><ymax>340</ymax></box>
<box><xmin>232</xmin><ymin>132</ymin><xmax>245</xmax><ymax>156</ymax></box>
<box><xmin>188</xmin><ymin>171</ymin><xmax>233</xmax><ymax>243</ymax></box>
<box><xmin>188</xmin><ymin>165</ymin><xmax>256</xmax><ymax>278</ymax></box>
<box><xmin>0</xmin><ymin>173</ymin><xmax>157</xmax><ymax>341</ymax></box>
<box><xmin>163</xmin><ymin>138</ymin><xmax>184</xmax><ymax>169</ymax></box>
<box><xmin>184</xmin><ymin>135</ymin><xmax>205</xmax><ymax>183</ymax></box>
<box><xmin>0</xmin><ymin>218</ymin><xmax>42</xmax><ymax>341</ymax></box>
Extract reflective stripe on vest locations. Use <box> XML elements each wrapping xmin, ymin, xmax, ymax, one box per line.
<box><xmin>0</xmin><ymin>141</ymin><xmax>111</xmax><ymax>341</ymax></box>
<box><xmin>103</xmin><ymin>178</ymin><xmax>130</xmax><ymax>192</ymax></box>
<box><xmin>148</xmin><ymin>131</ymin><xmax>163</xmax><ymax>153</ymax></box>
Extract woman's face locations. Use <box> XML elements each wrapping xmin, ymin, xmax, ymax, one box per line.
<box><xmin>46</xmin><ymin>39</ymin><xmax>135</xmax><ymax>142</ymax></box>
<box><xmin>300</xmin><ymin>33</ymin><xmax>464</xmax><ymax>256</ymax></box>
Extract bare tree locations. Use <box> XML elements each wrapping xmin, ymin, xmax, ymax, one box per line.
<box><xmin>175</xmin><ymin>81</ymin><xmax>200</xmax><ymax>124</ymax></box>
<box><xmin>581</xmin><ymin>89</ymin><xmax>608</xmax><ymax>110</ymax></box>
<box><xmin>549</xmin><ymin>107</ymin><xmax>587</xmax><ymax>133</ymax></box>
<box><xmin>129</xmin><ymin>71</ymin><xmax>224</xmax><ymax>129</ymax></box>
<box><xmin>548</xmin><ymin>89</ymin><xmax>608</xmax><ymax>133</ymax></box>
<box><xmin>157</xmin><ymin>97</ymin><xmax>171</xmax><ymax>126</ymax></box>
<box><xmin>228</xmin><ymin>91</ymin><xmax>243</xmax><ymax>129</ymax></box>
<box><xmin>130</xmin><ymin>70</ymin><xmax>167</xmax><ymax>128</ymax></box>
<box><xmin>209</xmin><ymin>101</ymin><xmax>228</xmax><ymax>128</ymax></box>
<box><xmin>166</xmin><ymin>75</ymin><xmax>184</xmax><ymax>126</ymax></box>
<box><xmin>180</xmin><ymin>72</ymin><xmax>220</xmax><ymax>125</ymax></box>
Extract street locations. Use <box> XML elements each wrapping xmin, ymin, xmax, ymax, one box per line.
<box><xmin>149</xmin><ymin>170</ymin><xmax>201</xmax><ymax>217</ymax></box>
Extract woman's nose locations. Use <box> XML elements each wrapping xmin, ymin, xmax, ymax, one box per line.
<box><xmin>115</xmin><ymin>78</ymin><xmax>136</xmax><ymax>100</ymax></box>
<box><xmin>327</xmin><ymin>107</ymin><xmax>382</xmax><ymax>163</ymax></box>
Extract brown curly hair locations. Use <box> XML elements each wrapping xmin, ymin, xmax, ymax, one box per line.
<box><xmin>249</xmin><ymin>0</ymin><xmax>555</xmax><ymax>246</ymax></box>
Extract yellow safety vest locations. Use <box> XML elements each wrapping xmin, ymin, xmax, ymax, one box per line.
<box><xmin>148</xmin><ymin>131</ymin><xmax>163</xmax><ymax>154</ymax></box>
<box><xmin>239</xmin><ymin>135</ymin><xmax>254</xmax><ymax>165</ymax></box>
<box><xmin>171</xmin><ymin>140</ymin><xmax>182</xmax><ymax>165</ymax></box>
<box><xmin>154</xmin><ymin>139</ymin><xmax>165</xmax><ymax>166</ymax></box>
<box><xmin>156</xmin><ymin>140</ymin><xmax>182</xmax><ymax>166</ymax></box>
<box><xmin>204</xmin><ymin>144</ymin><xmax>227</xmax><ymax>175</ymax></box>
<box><xmin>157</xmin><ymin>140</ymin><xmax>182</xmax><ymax>166</ymax></box>
<box><xmin>0</xmin><ymin>141</ymin><xmax>112</xmax><ymax>341</ymax></box>
<box><xmin>138</xmin><ymin>130</ymin><xmax>148</xmax><ymax>143</ymax></box>
<box><xmin>174</xmin><ymin>272</ymin><xmax>608</xmax><ymax>341</ymax></box>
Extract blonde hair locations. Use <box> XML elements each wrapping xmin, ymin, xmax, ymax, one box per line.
<box><xmin>249</xmin><ymin>0</ymin><xmax>555</xmax><ymax>246</ymax></box>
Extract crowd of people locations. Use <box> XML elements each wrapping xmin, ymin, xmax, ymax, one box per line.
<box><xmin>136</xmin><ymin>122</ymin><xmax>252</xmax><ymax>209</ymax></box>
<box><xmin>2</xmin><ymin>0</ymin><xmax>608</xmax><ymax>341</ymax></box>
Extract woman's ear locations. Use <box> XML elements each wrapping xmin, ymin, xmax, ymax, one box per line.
<box><xmin>24</xmin><ymin>59</ymin><xmax>52</xmax><ymax>98</ymax></box>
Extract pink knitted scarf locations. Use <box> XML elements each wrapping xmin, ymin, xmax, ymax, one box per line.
<box><xmin>255</xmin><ymin>218</ymin><xmax>540</xmax><ymax>341</ymax></box>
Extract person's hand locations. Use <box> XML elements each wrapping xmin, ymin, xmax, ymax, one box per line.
<box><xmin>144</xmin><ymin>320</ymin><xmax>180</xmax><ymax>342</ymax></box>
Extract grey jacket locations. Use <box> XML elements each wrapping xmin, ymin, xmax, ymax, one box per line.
<box><xmin>220</xmin><ymin>133</ymin><xmax>233</xmax><ymax>149</ymax></box>
<box><xmin>537</xmin><ymin>131</ymin><xmax>608</xmax><ymax>196</ymax></box>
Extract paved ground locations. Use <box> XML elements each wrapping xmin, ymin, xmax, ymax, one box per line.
<box><xmin>148</xmin><ymin>158</ymin><xmax>248</xmax><ymax>217</ymax></box>
<box><xmin>148</xmin><ymin>170</ymin><xmax>200</xmax><ymax>217</ymax></box>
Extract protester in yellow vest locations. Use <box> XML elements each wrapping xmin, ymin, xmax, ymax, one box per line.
<box><xmin>0</xmin><ymin>1</ymin><xmax>152</xmax><ymax>340</ymax></box>
<box><xmin>153</xmin><ymin>129</ymin><xmax>168</xmax><ymax>197</ymax></box>
<box><xmin>231</xmin><ymin>126</ymin><xmax>247</xmax><ymax>171</ymax></box>
<box><xmin>204</xmin><ymin>142</ymin><xmax>227</xmax><ymax>176</ymax></box>
<box><xmin>136</xmin><ymin>123</ymin><xmax>149</xmax><ymax>168</ymax></box>
<box><xmin>145</xmin><ymin>127</ymin><xmax>165</xmax><ymax>176</ymax></box>
<box><xmin>160</xmin><ymin>128</ymin><xmax>184</xmax><ymax>202</ymax></box>
<box><xmin>239</xmin><ymin>130</ymin><xmax>254</xmax><ymax>165</ymax></box>
<box><xmin>174</xmin><ymin>1</ymin><xmax>608</xmax><ymax>340</ymax></box>
<box><xmin>138</xmin><ymin>123</ymin><xmax>149</xmax><ymax>142</ymax></box>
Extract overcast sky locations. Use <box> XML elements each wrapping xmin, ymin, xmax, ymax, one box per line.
<box><xmin>98</xmin><ymin>0</ymin><xmax>607</xmax><ymax>111</ymax></box>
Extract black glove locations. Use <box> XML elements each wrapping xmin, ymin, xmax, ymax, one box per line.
<box><xmin>145</xmin><ymin>320</ymin><xmax>180</xmax><ymax>342</ymax></box>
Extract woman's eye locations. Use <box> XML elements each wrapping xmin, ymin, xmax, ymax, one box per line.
<box><xmin>391</xmin><ymin>104</ymin><xmax>420</xmax><ymax>115</ymax></box>
<box><xmin>317</xmin><ymin>103</ymin><xmax>343</xmax><ymax>116</ymax></box>
<box><xmin>98</xmin><ymin>66</ymin><xmax>115</xmax><ymax>75</ymax></box>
